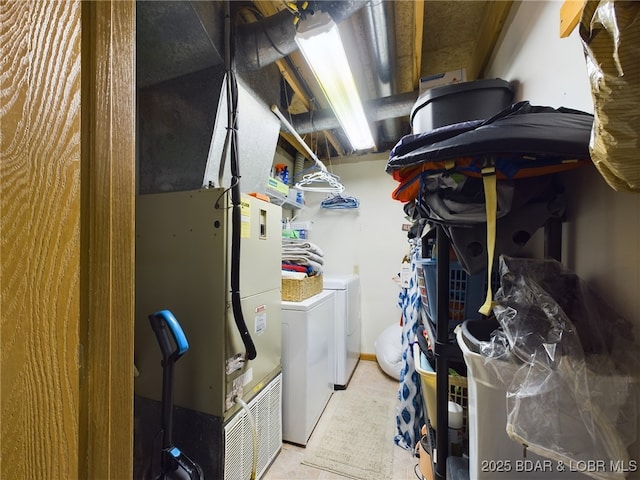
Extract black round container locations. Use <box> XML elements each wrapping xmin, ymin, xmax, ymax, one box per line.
<box><xmin>460</xmin><ymin>317</ymin><xmax>501</xmax><ymax>354</ymax></box>
<box><xmin>410</xmin><ymin>78</ymin><xmax>515</xmax><ymax>133</ymax></box>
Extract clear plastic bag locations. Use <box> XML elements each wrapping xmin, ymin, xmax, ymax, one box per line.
<box><xmin>480</xmin><ymin>256</ymin><xmax>638</xmax><ymax>479</ymax></box>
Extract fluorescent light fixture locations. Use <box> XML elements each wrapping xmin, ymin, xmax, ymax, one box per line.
<box><xmin>295</xmin><ymin>12</ymin><xmax>375</xmax><ymax>151</ymax></box>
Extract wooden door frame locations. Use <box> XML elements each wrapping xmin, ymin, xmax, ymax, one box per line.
<box><xmin>80</xmin><ymin>1</ymin><xmax>136</xmax><ymax>478</ymax></box>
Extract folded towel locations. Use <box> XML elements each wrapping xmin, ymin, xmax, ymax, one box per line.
<box><xmin>282</xmin><ymin>239</ymin><xmax>325</xmax><ymax>257</ymax></box>
<box><xmin>282</xmin><ymin>251</ymin><xmax>324</xmax><ymax>265</ymax></box>
<box><xmin>281</xmin><ymin>247</ymin><xmax>309</xmax><ymax>257</ymax></box>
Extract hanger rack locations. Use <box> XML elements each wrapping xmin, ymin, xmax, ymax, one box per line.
<box><xmin>320</xmin><ymin>193</ymin><xmax>360</xmax><ymax>209</ymax></box>
<box><xmin>271</xmin><ymin>105</ymin><xmax>345</xmax><ymax>194</ymax></box>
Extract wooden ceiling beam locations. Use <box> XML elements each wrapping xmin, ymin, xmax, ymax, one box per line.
<box><xmin>560</xmin><ymin>0</ymin><xmax>586</xmax><ymax>38</ymax></box>
<box><xmin>279</xmin><ymin>130</ymin><xmax>337</xmax><ymax>167</ymax></box>
<box><xmin>412</xmin><ymin>0</ymin><xmax>425</xmax><ymax>91</ymax></box>
<box><xmin>277</xmin><ymin>56</ymin><xmax>345</xmax><ymax>157</ymax></box>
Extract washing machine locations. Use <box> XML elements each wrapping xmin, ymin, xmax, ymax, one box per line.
<box><xmin>323</xmin><ymin>274</ymin><xmax>361</xmax><ymax>389</ymax></box>
<box><xmin>281</xmin><ymin>290</ymin><xmax>336</xmax><ymax>445</ymax></box>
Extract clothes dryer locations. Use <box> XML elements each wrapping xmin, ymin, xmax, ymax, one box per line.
<box><xmin>323</xmin><ymin>274</ymin><xmax>361</xmax><ymax>389</ymax></box>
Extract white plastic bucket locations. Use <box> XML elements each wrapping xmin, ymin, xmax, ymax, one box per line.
<box><xmin>456</xmin><ymin>326</ymin><xmax>588</xmax><ymax>479</ymax></box>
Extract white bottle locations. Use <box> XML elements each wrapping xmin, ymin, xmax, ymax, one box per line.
<box><xmin>448</xmin><ymin>401</ymin><xmax>464</xmax><ymax>456</ymax></box>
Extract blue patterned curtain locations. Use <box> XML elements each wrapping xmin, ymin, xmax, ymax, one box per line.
<box><xmin>394</xmin><ymin>242</ymin><xmax>424</xmax><ymax>451</ymax></box>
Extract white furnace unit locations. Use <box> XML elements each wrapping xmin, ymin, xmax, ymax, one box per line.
<box><xmin>134</xmin><ymin>188</ymin><xmax>282</xmax><ymax>480</ymax></box>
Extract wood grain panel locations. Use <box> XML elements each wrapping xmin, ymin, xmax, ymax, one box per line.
<box><xmin>80</xmin><ymin>2</ymin><xmax>136</xmax><ymax>479</ymax></box>
<box><xmin>103</xmin><ymin>1</ymin><xmax>136</xmax><ymax>477</ymax></box>
<box><xmin>1</xmin><ymin>1</ymin><xmax>82</xmax><ymax>478</ymax></box>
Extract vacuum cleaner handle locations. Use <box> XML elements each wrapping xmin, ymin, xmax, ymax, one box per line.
<box><xmin>149</xmin><ymin>310</ymin><xmax>189</xmax><ymax>362</ymax></box>
<box><xmin>166</xmin><ymin>446</ymin><xmax>205</xmax><ymax>480</ymax></box>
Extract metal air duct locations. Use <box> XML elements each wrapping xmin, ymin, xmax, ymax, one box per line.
<box><xmin>290</xmin><ymin>91</ymin><xmax>418</xmax><ymax>135</ymax></box>
<box><xmin>361</xmin><ymin>0</ymin><xmax>402</xmax><ymax>143</ymax></box>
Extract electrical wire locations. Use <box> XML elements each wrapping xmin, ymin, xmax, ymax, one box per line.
<box><xmin>213</xmin><ymin>177</ymin><xmax>239</xmax><ymax>209</ymax></box>
<box><xmin>224</xmin><ymin>1</ymin><xmax>257</xmax><ymax>360</ymax></box>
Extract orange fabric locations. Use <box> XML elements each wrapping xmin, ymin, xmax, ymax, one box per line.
<box><xmin>391</xmin><ymin>177</ymin><xmax>420</xmax><ymax>202</ymax></box>
<box><xmin>390</xmin><ymin>157</ymin><xmax>589</xmax><ymax>203</ymax></box>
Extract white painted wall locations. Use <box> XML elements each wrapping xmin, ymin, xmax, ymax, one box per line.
<box><xmin>294</xmin><ymin>153</ymin><xmax>410</xmax><ymax>354</ymax></box>
<box><xmin>486</xmin><ymin>1</ymin><xmax>640</xmax><ymax>471</ymax></box>
<box><xmin>485</xmin><ymin>1</ymin><xmax>593</xmax><ymax>112</ymax></box>
<box><xmin>487</xmin><ymin>0</ymin><xmax>640</xmax><ymax>346</ymax></box>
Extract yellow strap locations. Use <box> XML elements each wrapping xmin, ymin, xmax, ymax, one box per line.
<box><xmin>479</xmin><ymin>167</ymin><xmax>497</xmax><ymax>316</ymax></box>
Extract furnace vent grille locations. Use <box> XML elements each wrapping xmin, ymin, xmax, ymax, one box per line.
<box><xmin>224</xmin><ymin>374</ymin><xmax>282</xmax><ymax>480</ymax></box>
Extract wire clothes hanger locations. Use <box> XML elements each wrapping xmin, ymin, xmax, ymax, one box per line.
<box><xmin>296</xmin><ymin>170</ymin><xmax>345</xmax><ymax>194</ymax></box>
<box><xmin>271</xmin><ymin>105</ymin><xmax>346</xmax><ymax>194</ymax></box>
<box><xmin>320</xmin><ymin>192</ymin><xmax>359</xmax><ymax>209</ymax></box>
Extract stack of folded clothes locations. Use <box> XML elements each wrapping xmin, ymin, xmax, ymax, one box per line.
<box><xmin>281</xmin><ymin>238</ymin><xmax>324</xmax><ymax>278</ymax></box>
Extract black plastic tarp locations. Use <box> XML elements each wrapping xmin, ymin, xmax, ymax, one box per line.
<box><xmin>386</xmin><ymin>102</ymin><xmax>594</xmax><ymax>175</ymax></box>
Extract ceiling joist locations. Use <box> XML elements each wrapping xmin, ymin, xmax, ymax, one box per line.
<box><xmin>412</xmin><ymin>0</ymin><xmax>425</xmax><ymax>91</ymax></box>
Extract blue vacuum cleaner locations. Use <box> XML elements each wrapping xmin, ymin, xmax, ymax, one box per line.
<box><xmin>148</xmin><ymin>310</ymin><xmax>204</xmax><ymax>480</ymax></box>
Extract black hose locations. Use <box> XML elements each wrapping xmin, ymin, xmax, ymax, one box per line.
<box><xmin>225</xmin><ymin>1</ymin><xmax>257</xmax><ymax>360</ymax></box>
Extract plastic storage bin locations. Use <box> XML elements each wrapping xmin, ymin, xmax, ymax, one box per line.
<box><xmin>420</xmin><ymin>259</ymin><xmax>490</xmax><ymax>329</ymax></box>
<box><xmin>410</xmin><ymin>78</ymin><xmax>514</xmax><ymax>134</ymax></box>
<box><xmin>456</xmin><ymin>319</ymin><xmax>588</xmax><ymax>480</ymax></box>
<box><xmin>413</xmin><ymin>343</ymin><xmax>468</xmax><ymax>435</ymax></box>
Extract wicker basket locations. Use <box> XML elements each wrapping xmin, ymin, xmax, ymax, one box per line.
<box><xmin>281</xmin><ymin>274</ymin><xmax>323</xmax><ymax>301</ymax></box>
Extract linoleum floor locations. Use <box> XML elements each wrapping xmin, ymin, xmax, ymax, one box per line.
<box><xmin>263</xmin><ymin>360</ymin><xmax>420</xmax><ymax>480</ymax></box>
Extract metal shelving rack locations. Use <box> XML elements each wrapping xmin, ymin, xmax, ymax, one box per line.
<box><xmin>428</xmin><ymin>219</ymin><xmax>562</xmax><ymax>480</ymax></box>
<box><xmin>433</xmin><ymin>225</ymin><xmax>454</xmax><ymax>480</ymax></box>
